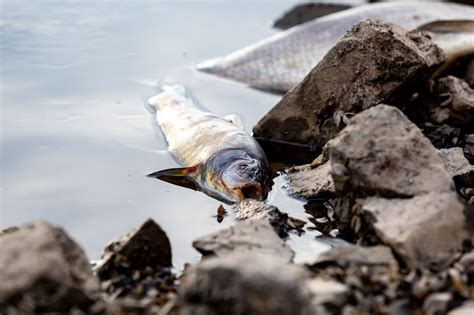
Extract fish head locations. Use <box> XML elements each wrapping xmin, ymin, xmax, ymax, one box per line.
<box><xmin>204</xmin><ymin>149</ymin><xmax>271</xmax><ymax>203</ymax></box>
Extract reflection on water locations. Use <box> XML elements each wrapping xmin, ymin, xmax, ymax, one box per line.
<box><xmin>1</xmin><ymin>1</ymin><xmax>331</xmax><ymax>268</ymax></box>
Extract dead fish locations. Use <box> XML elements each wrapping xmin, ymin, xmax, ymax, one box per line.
<box><xmin>147</xmin><ymin>85</ymin><xmax>271</xmax><ymax>204</ymax></box>
<box><xmin>197</xmin><ymin>2</ymin><xmax>474</xmax><ymax>93</ymax></box>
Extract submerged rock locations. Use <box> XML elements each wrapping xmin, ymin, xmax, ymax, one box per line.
<box><xmin>286</xmin><ymin>160</ymin><xmax>335</xmax><ymax>200</ymax></box>
<box><xmin>179</xmin><ymin>252</ymin><xmax>313</xmax><ymax>315</ymax></box>
<box><xmin>192</xmin><ymin>219</ymin><xmax>294</xmax><ymax>263</ymax></box>
<box><xmin>253</xmin><ymin>18</ymin><xmax>445</xmax><ymax>157</ymax></box>
<box><xmin>0</xmin><ymin>221</ymin><xmax>97</xmax><ymax>313</ymax></box>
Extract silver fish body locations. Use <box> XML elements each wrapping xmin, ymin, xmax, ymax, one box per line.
<box><xmin>197</xmin><ymin>2</ymin><xmax>474</xmax><ymax>93</ymax></box>
<box><xmin>147</xmin><ymin>85</ymin><xmax>271</xmax><ymax>204</ymax></box>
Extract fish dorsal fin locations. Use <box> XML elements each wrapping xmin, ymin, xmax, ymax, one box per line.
<box><xmin>417</xmin><ymin>20</ymin><xmax>474</xmax><ymax>34</ymax></box>
<box><xmin>147</xmin><ymin>164</ymin><xmax>201</xmax><ymax>191</ymax></box>
<box><xmin>224</xmin><ymin>114</ymin><xmax>244</xmax><ymax>129</ymax></box>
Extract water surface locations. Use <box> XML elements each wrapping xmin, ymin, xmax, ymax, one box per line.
<box><xmin>1</xmin><ymin>0</ymin><xmax>333</xmax><ymax>268</ymax></box>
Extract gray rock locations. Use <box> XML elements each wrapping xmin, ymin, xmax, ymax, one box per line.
<box><xmin>0</xmin><ymin>221</ymin><xmax>97</xmax><ymax>312</ymax></box>
<box><xmin>306</xmin><ymin>278</ymin><xmax>349</xmax><ymax>310</ymax></box>
<box><xmin>234</xmin><ymin>199</ymin><xmax>279</xmax><ymax>220</ymax></box>
<box><xmin>459</xmin><ymin>251</ymin><xmax>474</xmax><ymax>274</ymax></box>
<box><xmin>96</xmin><ymin>218</ymin><xmax>172</xmax><ymax>280</ymax></box>
<box><xmin>286</xmin><ymin>161</ymin><xmax>335</xmax><ymax>200</ymax></box>
<box><xmin>431</xmin><ymin>76</ymin><xmax>474</xmax><ymax>127</ymax></box>
<box><xmin>439</xmin><ymin>147</ymin><xmax>474</xmax><ymax>179</ymax></box>
<box><xmin>423</xmin><ymin>292</ymin><xmax>453</xmax><ymax>315</ymax></box>
<box><xmin>439</xmin><ymin>147</ymin><xmax>474</xmax><ymax>187</ymax></box>
<box><xmin>448</xmin><ymin>300</ymin><xmax>474</xmax><ymax>315</ymax></box>
<box><xmin>312</xmin><ymin>244</ymin><xmax>398</xmax><ymax>270</ymax></box>
<box><xmin>359</xmin><ymin>192</ymin><xmax>472</xmax><ymax>269</ymax></box>
<box><xmin>325</xmin><ymin>104</ymin><xmax>474</xmax><ymax>269</ymax></box>
<box><xmin>234</xmin><ymin>199</ymin><xmax>306</xmax><ymax>238</ymax></box>
<box><xmin>192</xmin><ymin>219</ymin><xmax>294</xmax><ymax>263</ymax></box>
<box><xmin>253</xmin><ymin>19</ymin><xmax>445</xmax><ymax>156</ymax></box>
<box><xmin>327</xmin><ymin>104</ymin><xmax>454</xmax><ymax>199</ymax></box>
<box><xmin>179</xmin><ymin>252</ymin><xmax>313</xmax><ymax>315</ymax></box>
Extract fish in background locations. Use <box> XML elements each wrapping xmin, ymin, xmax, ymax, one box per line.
<box><xmin>147</xmin><ymin>85</ymin><xmax>271</xmax><ymax>204</ymax></box>
<box><xmin>197</xmin><ymin>2</ymin><xmax>474</xmax><ymax>93</ymax></box>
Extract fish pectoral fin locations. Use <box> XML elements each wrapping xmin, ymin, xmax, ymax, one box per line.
<box><xmin>147</xmin><ymin>165</ymin><xmax>201</xmax><ymax>191</ymax></box>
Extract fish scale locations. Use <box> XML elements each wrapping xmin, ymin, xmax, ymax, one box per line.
<box><xmin>148</xmin><ymin>85</ymin><xmax>265</xmax><ymax>167</ymax></box>
<box><xmin>197</xmin><ymin>2</ymin><xmax>474</xmax><ymax>93</ymax></box>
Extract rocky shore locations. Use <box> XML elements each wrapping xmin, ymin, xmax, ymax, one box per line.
<box><xmin>1</xmin><ymin>17</ymin><xmax>473</xmax><ymax>315</ymax></box>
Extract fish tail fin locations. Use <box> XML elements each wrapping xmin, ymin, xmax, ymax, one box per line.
<box><xmin>147</xmin><ymin>164</ymin><xmax>201</xmax><ymax>191</ymax></box>
<box><xmin>146</xmin><ymin>84</ymin><xmax>188</xmax><ymax>113</ymax></box>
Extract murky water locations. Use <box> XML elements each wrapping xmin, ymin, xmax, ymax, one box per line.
<box><xmin>1</xmin><ymin>1</ymin><xmax>335</xmax><ymax>268</ymax></box>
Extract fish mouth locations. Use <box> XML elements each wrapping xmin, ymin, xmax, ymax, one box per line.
<box><xmin>234</xmin><ymin>182</ymin><xmax>264</xmax><ymax>201</ymax></box>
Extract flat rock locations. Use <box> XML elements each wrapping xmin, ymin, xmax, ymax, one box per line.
<box><xmin>448</xmin><ymin>300</ymin><xmax>474</xmax><ymax>315</ymax></box>
<box><xmin>423</xmin><ymin>292</ymin><xmax>452</xmax><ymax>315</ymax></box>
<box><xmin>192</xmin><ymin>219</ymin><xmax>294</xmax><ymax>263</ymax></box>
<box><xmin>96</xmin><ymin>218</ymin><xmax>172</xmax><ymax>280</ymax></box>
<box><xmin>286</xmin><ymin>160</ymin><xmax>335</xmax><ymax>200</ymax></box>
<box><xmin>234</xmin><ymin>199</ymin><xmax>305</xmax><ymax>238</ymax></box>
<box><xmin>359</xmin><ymin>192</ymin><xmax>473</xmax><ymax>269</ymax></box>
<box><xmin>431</xmin><ymin>76</ymin><xmax>474</xmax><ymax>127</ymax></box>
<box><xmin>179</xmin><ymin>252</ymin><xmax>313</xmax><ymax>315</ymax></box>
<box><xmin>311</xmin><ymin>244</ymin><xmax>398</xmax><ymax>270</ymax></box>
<box><xmin>0</xmin><ymin>221</ymin><xmax>97</xmax><ymax>312</ymax></box>
<box><xmin>253</xmin><ymin>18</ymin><xmax>445</xmax><ymax>157</ymax></box>
<box><xmin>306</xmin><ymin>278</ymin><xmax>349</xmax><ymax>310</ymax></box>
<box><xmin>439</xmin><ymin>147</ymin><xmax>474</xmax><ymax>187</ymax></box>
<box><xmin>327</xmin><ymin>104</ymin><xmax>454</xmax><ymax>199</ymax></box>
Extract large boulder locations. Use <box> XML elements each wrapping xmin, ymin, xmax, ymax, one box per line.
<box><xmin>326</xmin><ymin>105</ymin><xmax>473</xmax><ymax>269</ymax></box>
<box><xmin>358</xmin><ymin>193</ymin><xmax>471</xmax><ymax>269</ymax></box>
<box><xmin>327</xmin><ymin>104</ymin><xmax>453</xmax><ymax>199</ymax></box>
<box><xmin>253</xmin><ymin>18</ymin><xmax>445</xmax><ymax>158</ymax></box>
<box><xmin>192</xmin><ymin>219</ymin><xmax>294</xmax><ymax>263</ymax></box>
<box><xmin>179</xmin><ymin>252</ymin><xmax>313</xmax><ymax>315</ymax></box>
<box><xmin>0</xmin><ymin>221</ymin><xmax>97</xmax><ymax>313</ymax></box>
